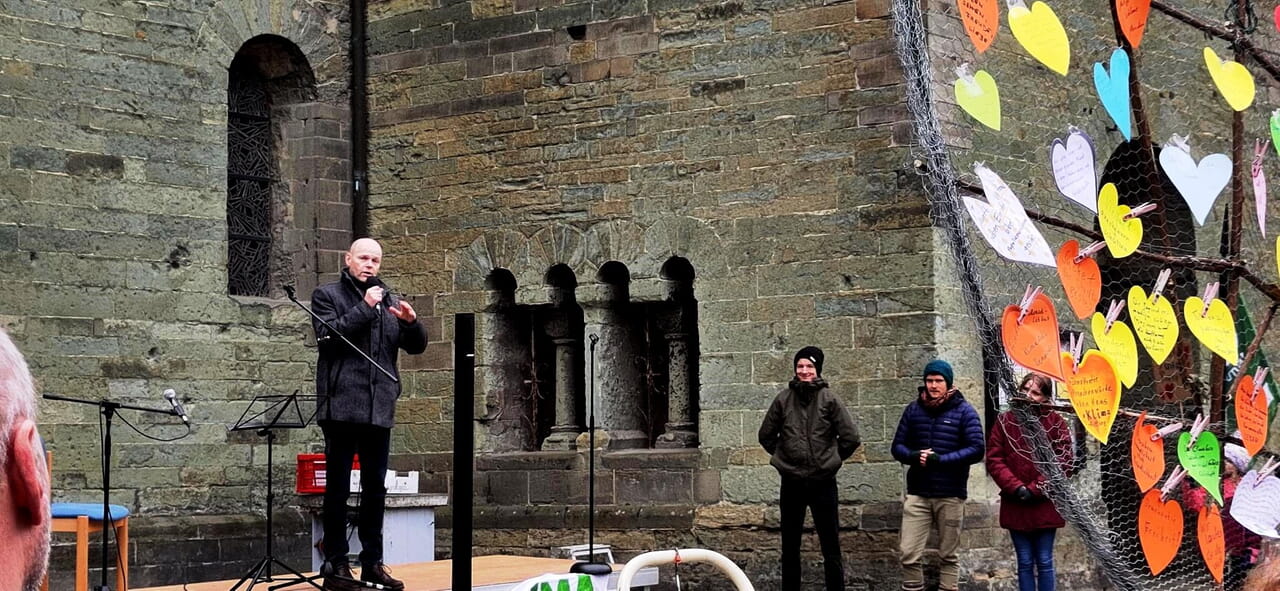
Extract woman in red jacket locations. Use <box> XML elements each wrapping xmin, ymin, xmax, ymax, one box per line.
<box><xmin>985</xmin><ymin>374</ymin><xmax>1074</xmax><ymax>591</ymax></box>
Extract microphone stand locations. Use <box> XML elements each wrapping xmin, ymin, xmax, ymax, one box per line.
<box><xmin>283</xmin><ymin>286</ymin><xmax>397</xmax><ymax>383</ymax></box>
<box><xmin>42</xmin><ymin>393</ymin><xmax>185</xmax><ymax>591</ymax></box>
<box><xmin>570</xmin><ymin>334</ymin><xmax>611</xmax><ymax>577</ymax></box>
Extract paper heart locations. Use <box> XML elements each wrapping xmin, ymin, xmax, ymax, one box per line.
<box><xmin>1008</xmin><ymin>1</ymin><xmax>1070</xmax><ymax>76</ymax></box>
<box><xmin>1276</xmin><ymin>5</ymin><xmax>1279</xmax><ymax>33</ymax></box>
<box><xmin>1271</xmin><ymin>112</ymin><xmax>1280</xmax><ymax>160</ymax></box>
<box><xmin>1131</xmin><ymin>412</ymin><xmax>1164</xmax><ymax>493</ymax></box>
<box><xmin>1204</xmin><ymin>47</ymin><xmax>1255</xmax><ymax>112</ymax></box>
<box><xmin>958</xmin><ymin>0</ymin><xmax>999</xmax><ymax>52</ymax></box>
<box><xmin>1199</xmin><ymin>504</ymin><xmax>1225</xmax><ymax>583</ymax></box>
<box><xmin>1116</xmin><ymin>0</ymin><xmax>1151</xmax><ymax>48</ymax></box>
<box><xmin>1128</xmin><ymin>285</ymin><xmax>1178</xmax><ymax>365</ymax></box>
<box><xmin>1056</xmin><ymin>241</ymin><xmax>1101</xmax><ymax>319</ymax></box>
<box><xmin>1097</xmin><ymin>183</ymin><xmax>1142</xmax><ymax>258</ymax></box>
<box><xmin>1061</xmin><ymin>349</ymin><xmax>1121</xmax><ymax>444</ymax></box>
<box><xmin>1091</xmin><ymin>313</ymin><xmax>1138</xmax><ymax>387</ymax></box>
<box><xmin>1235</xmin><ymin>374</ymin><xmax>1270</xmax><ymax>455</ymax></box>
<box><xmin>1159</xmin><ymin>141</ymin><xmax>1231</xmax><ymax>226</ymax></box>
<box><xmin>1050</xmin><ymin>130</ymin><xmax>1099</xmax><ymax>212</ymax></box>
<box><xmin>1093</xmin><ymin>49</ymin><xmax>1133</xmax><ymax>141</ymax></box>
<box><xmin>1235</xmin><ymin>470</ymin><xmax>1280</xmax><ymax>538</ymax></box>
<box><xmin>1138</xmin><ymin>489</ymin><xmax>1183</xmax><ymax>576</ymax></box>
<box><xmin>1002</xmin><ymin>293</ymin><xmax>1065</xmax><ymax>381</ymax></box>
<box><xmin>1254</xmin><ymin>154</ymin><xmax>1267</xmax><ymax>237</ymax></box>
<box><xmin>955</xmin><ymin>70</ymin><xmax>1001</xmax><ymax>130</ymax></box>
<box><xmin>1178</xmin><ymin>431</ymin><xmax>1222</xmax><ymax>505</ymax></box>
<box><xmin>1184</xmin><ymin>296</ymin><xmax>1238</xmax><ymax>362</ymax></box>
<box><xmin>963</xmin><ymin>164</ymin><xmax>1057</xmax><ymax>267</ymax></box>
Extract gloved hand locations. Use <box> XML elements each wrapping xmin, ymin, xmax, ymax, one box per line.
<box><xmin>1015</xmin><ymin>485</ymin><xmax>1033</xmax><ymax>502</ymax></box>
<box><xmin>925</xmin><ymin>453</ymin><xmax>940</xmax><ymax>466</ymax></box>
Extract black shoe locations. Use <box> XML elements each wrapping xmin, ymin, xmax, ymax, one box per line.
<box><xmin>361</xmin><ymin>562</ymin><xmax>406</xmax><ymax>591</ymax></box>
<box><xmin>322</xmin><ymin>561</ymin><xmax>362</xmax><ymax>591</ymax></box>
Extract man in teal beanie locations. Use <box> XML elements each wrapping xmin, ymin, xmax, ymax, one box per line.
<box><xmin>891</xmin><ymin>359</ymin><xmax>983</xmax><ymax>591</ymax></box>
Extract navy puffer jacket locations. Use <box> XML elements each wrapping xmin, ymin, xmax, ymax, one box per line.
<box><xmin>891</xmin><ymin>390</ymin><xmax>985</xmax><ymax>499</ymax></box>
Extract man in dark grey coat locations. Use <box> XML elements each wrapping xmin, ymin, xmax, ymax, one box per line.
<box><xmin>312</xmin><ymin>238</ymin><xmax>427</xmax><ymax>591</ymax></box>
<box><xmin>759</xmin><ymin>346</ymin><xmax>860</xmax><ymax>591</ymax></box>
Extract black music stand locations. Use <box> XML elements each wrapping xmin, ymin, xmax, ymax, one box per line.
<box><xmin>230</xmin><ymin>391</ymin><xmax>322</xmax><ymax>591</ymax></box>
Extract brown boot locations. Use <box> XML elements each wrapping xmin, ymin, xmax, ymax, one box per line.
<box><xmin>322</xmin><ymin>561</ymin><xmax>362</xmax><ymax>591</ymax></box>
<box><xmin>361</xmin><ymin>562</ymin><xmax>406</xmax><ymax>591</ymax></box>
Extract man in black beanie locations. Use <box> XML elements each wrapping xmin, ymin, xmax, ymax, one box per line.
<box><xmin>759</xmin><ymin>346</ymin><xmax>861</xmax><ymax>590</ymax></box>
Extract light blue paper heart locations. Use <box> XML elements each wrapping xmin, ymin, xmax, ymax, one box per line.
<box><xmin>1093</xmin><ymin>49</ymin><xmax>1132</xmax><ymax>141</ymax></box>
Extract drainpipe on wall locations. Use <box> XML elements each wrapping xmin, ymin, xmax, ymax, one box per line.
<box><xmin>350</xmin><ymin>0</ymin><xmax>369</xmax><ymax>238</ymax></box>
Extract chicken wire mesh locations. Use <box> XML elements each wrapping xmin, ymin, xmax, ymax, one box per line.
<box><xmin>891</xmin><ymin>0</ymin><xmax>1280</xmax><ymax>588</ymax></box>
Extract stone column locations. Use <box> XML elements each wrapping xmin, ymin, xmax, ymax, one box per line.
<box><xmin>541</xmin><ymin>336</ymin><xmax>581</xmax><ymax>450</ymax></box>
<box><xmin>656</xmin><ymin>331</ymin><xmax>698</xmax><ymax>448</ymax></box>
<box><xmin>583</xmin><ymin>283</ymin><xmax>648</xmax><ymax>450</ymax></box>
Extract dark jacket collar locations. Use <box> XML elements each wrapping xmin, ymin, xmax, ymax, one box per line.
<box><xmin>341</xmin><ymin>268</ymin><xmax>385</xmax><ymax>294</ymax></box>
<box><xmin>916</xmin><ymin>387</ymin><xmax>965</xmax><ymax>414</ymax></box>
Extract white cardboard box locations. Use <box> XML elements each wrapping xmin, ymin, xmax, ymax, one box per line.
<box><xmin>349</xmin><ymin>469</ymin><xmax>419</xmax><ymax>494</ymax></box>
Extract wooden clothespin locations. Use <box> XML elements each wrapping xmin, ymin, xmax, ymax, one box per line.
<box><xmin>1073</xmin><ymin>240</ymin><xmax>1107</xmax><ymax>264</ymax></box>
<box><xmin>1150</xmin><ymin>269</ymin><xmax>1172</xmax><ymax>303</ymax></box>
<box><xmin>1123</xmin><ymin>202</ymin><xmax>1158</xmax><ymax>221</ymax></box>
<box><xmin>1016</xmin><ymin>285</ymin><xmax>1042</xmax><ymax>324</ymax></box>
<box><xmin>1150</xmin><ymin>422</ymin><xmax>1186</xmax><ymax>441</ymax></box>
<box><xmin>1256</xmin><ymin>457</ymin><xmax>1280</xmax><ymax>485</ymax></box>
<box><xmin>1103</xmin><ymin>300</ymin><xmax>1125</xmax><ymax>335</ymax></box>
<box><xmin>1160</xmin><ymin>466</ymin><xmax>1189</xmax><ymax>502</ymax></box>
<box><xmin>1199</xmin><ymin>282</ymin><xmax>1220</xmax><ymax>318</ymax></box>
<box><xmin>1186</xmin><ymin>413</ymin><xmax>1210</xmax><ymax>450</ymax></box>
<box><xmin>1251</xmin><ymin>367</ymin><xmax>1269</xmax><ymax>402</ymax></box>
<box><xmin>1067</xmin><ymin>332</ymin><xmax>1085</xmax><ymax>368</ymax></box>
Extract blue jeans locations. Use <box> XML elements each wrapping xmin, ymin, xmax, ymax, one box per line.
<box><xmin>1009</xmin><ymin>529</ymin><xmax>1056</xmax><ymax>591</ymax></box>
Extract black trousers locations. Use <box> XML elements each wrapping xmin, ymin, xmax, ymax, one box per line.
<box><xmin>781</xmin><ymin>476</ymin><xmax>845</xmax><ymax>590</ymax></box>
<box><xmin>321</xmin><ymin>421</ymin><xmax>391</xmax><ymax>566</ymax></box>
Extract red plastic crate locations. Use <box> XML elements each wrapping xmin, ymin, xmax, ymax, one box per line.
<box><xmin>296</xmin><ymin>453</ymin><xmax>359</xmax><ymax>494</ymax></box>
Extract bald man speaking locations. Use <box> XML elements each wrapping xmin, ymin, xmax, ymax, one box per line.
<box><xmin>311</xmin><ymin>239</ymin><xmax>427</xmax><ymax>591</ymax></box>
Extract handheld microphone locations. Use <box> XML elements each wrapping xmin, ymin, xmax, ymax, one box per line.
<box><xmin>164</xmin><ymin>389</ymin><xmax>189</xmax><ymax>425</ymax></box>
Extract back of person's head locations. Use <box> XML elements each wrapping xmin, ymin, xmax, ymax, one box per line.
<box><xmin>1244</xmin><ymin>552</ymin><xmax>1280</xmax><ymax>591</ymax></box>
<box><xmin>0</xmin><ymin>328</ymin><xmax>37</xmax><ymax>470</ymax></box>
<box><xmin>0</xmin><ymin>328</ymin><xmax>49</xmax><ymax>591</ymax></box>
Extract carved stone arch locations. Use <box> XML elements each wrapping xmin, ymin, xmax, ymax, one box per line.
<box><xmin>457</xmin><ymin>230</ymin><xmax>531</xmax><ymax>291</ymax></box>
<box><xmin>580</xmin><ymin>220</ymin><xmax>647</xmax><ymax>278</ymax></box>
<box><xmin>642</xmin><ymin>217</ymin><xmax>728</xmax><ymax>280</ymax></box>
<box><xmin>523</xmin><ymin>225</ymin><xmax>586</xmax><ymax>289</ymax></box>
<box><xmin>193</xmin><ymin>0</ymin><xmax>345</xmax><ymax>79</ymax></box>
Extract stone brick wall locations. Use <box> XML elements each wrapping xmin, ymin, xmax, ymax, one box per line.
<box><xmin>0</xmin><ymin>1</ymin><xmax>349</xmax><ymax>586</ymax></box>
<box><xmin>361</xmin><ymin>0</ymin><xmax>1064</xmax><ymax>589</ymax></box>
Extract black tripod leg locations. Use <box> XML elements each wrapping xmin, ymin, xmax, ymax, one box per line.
<box><xmin>230</xmin><ymin>557</ymin><xmax>272</xmax><ymax>591</ymax></box>
<box><xmin>265</xmin><ymin>558</ymin><xmax>324</xmax><ymax>591</ymax></box>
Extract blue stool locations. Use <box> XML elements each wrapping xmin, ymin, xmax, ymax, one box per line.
<box><xmin>43</xmin><ymin>451</ymin><xmax>130</xmax><ymax>591</ymax></box>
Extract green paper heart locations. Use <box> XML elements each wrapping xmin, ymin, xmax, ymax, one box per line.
<box><xmin>1271</xmin><ymin>111</ymin><xmax>1280</xmax><ymax>160</ymax></box>
<box><xmin>1178</xmin><ymin>431</ymin><xmax>1222</xmax><ymax>505</ymax></box>
<box><xmin>955</xmin><ymin>69</ymin><xmax>1001</xmax><ymax>131</ymax></box>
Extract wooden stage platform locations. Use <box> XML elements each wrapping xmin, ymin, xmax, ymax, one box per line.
<box><xmin>136</xmin><ymin>555</ymin><xmax>659</xmax><ymax>591</ymax></box>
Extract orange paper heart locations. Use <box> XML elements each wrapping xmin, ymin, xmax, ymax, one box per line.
<box><xmin>1116</xmin><ymin>0</ymin><xmax>1151</xmax><ymax>48</ymax></box>
<box><xmin>1199</xmin><ymin>504</ymin><xmax>1225</xmax><ymax>583</ymax></box>
<box><xmin>958</xmin><ymin>0</ymin><xmax>999</xmax><ymax>52</ymax></box>
<box><xmin>1131</xmin><ymin>411</ymin><xmax>1164</xmax><ymax>493</ymax></box>
<box><xmin>1002</xmin><ymin>293</ymin><xmax>1065</xmax><ymax>381</ymax></box>
<box><xmin>1236</xmin><ymin>375</ymin><xmax>1270</xmax><ymax>456</ymax></box>
<box><xmin>1062</xmin><ymin>350</ymin><xmax>1121</xmax><ymax>443</ymax></box>
<box><xmin>1056</xmin><ymin>240</ymin><xmax>1102</xmax><ymax>319</ymax></box>
<box><xmin>1139</xmin><ymin>489</ymin><xmax>1183</xmax><ymax>576</ymax></box>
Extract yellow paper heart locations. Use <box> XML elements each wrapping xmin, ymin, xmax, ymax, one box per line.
<box><xmin>1204</xmin><ymin>47</ymin><xmax>1255</xmax><ymax>112</ymax></box>
<box><xmin>1061</xmin><ymin>349</ymin><xmax>1122</xmax><ymax>444</ymax></box>
<box><xmin>1128</xmin><ymin>285</ymin><xmax>1178</xmax><ymax>365</ymax></box>
<box><xmin>1098</xmin><ymin>183</ymin><xmax>1142</xmax><ymax>258</ymax></box>
<box><xmin>1091</xmin><ymin>312</ymin><xmax>1139</xmax><ymax>388</ymax></box>
<box><xmin>954</xmin><ymin>69</ymin><xmax>1001</xmax><ymax>131</ymax></box>
<box><xmin>1184</xmin><ymin>296</ymin><xmax>1239</xmax><ymax>362</ymax></box>
<box><xmin>1009</xmin><ymin>1</ymin><xmax>1071</xmax><ymax>76</ymax></box>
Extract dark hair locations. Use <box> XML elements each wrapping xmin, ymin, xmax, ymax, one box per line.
<box><xmin>1019</xmin><ymin>373</ymin><xmax>1053</xmax><ymax>398</ymax></box>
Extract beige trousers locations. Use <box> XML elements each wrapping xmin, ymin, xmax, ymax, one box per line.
<box><xmin>899</xmin><ymin>494</ymin><xmax>964</xmax><ymax>590</ymax></box>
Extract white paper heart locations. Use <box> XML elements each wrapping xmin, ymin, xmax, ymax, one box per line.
<box><xmin>1051</xmin><ymin>129</ymin><xmax>1098</xmax><ymax>212</ymax></box>
<box><xmin>1159</xmin><ymin>139</ymin><xmax>1231</xmax><ymax>226</ymax></box>
<box><xmin>1234</xmin><ymin>470</ymin><xmax>1280</xmax><ymax>539</ymax></box>
<box><xmin>963</xmin><ymin>164</ymin><xmax>1057</xmax><ymax>267</ymax></box>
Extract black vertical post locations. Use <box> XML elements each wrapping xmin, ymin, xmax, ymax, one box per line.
<box><xmin>349</xmin><ymin>0</ymin><xmax>369</xmax><ymax>238</ymax></box>
<box><xmin>452</xmin><ymin>314</ymin><xmax>475</xmax><ymax>590</ymax></box>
